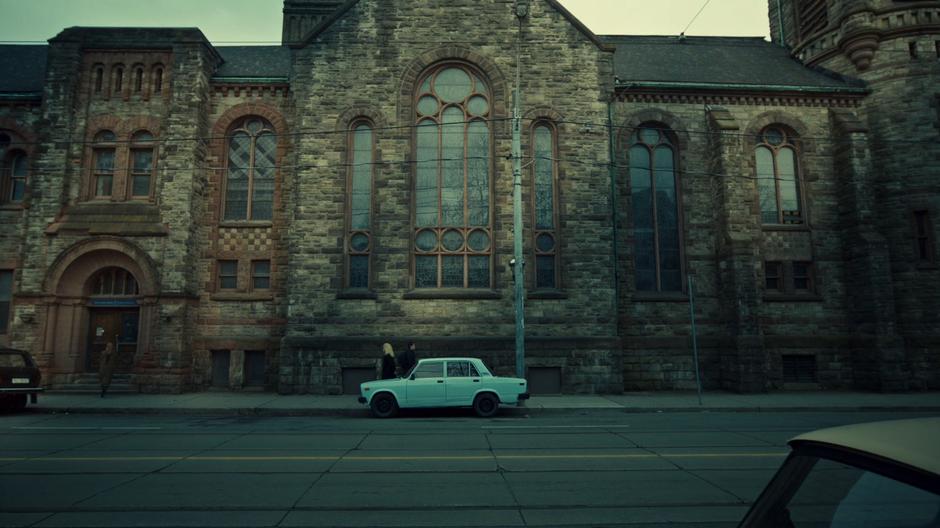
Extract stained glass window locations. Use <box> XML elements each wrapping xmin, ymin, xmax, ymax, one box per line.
<box><xmin>413</xmin><ymin>64</ymin><xmax>492</xmax><ymax>288</ymax></box>
<box><xmin>756</xmin><ymin>126</ymin><xmax>803</xmax><ymax>225</ymax></box>
<box><xmin>533</xmin><ymin>123</ymin><xmax>558</xmax><ymax>289</ymax></box>
<box><xmin>347</xmin><ymin>122</ymin><xmax>373</xmax><ymax>289</ymax></box>
<box><xmin>630</xmin><ymin>124</ymin><xmax>682</xmax><ymax>292</ymax></box>
<box><xmin>224</xmin><ymin>118</ymin><xmax>276</xmax><ymax>221</ymax></box>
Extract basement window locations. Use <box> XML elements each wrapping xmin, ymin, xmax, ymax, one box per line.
<box><xmin>782</xmin><ymin>354</ymin><xmax>817</xmax><ymax>383</ymax></box>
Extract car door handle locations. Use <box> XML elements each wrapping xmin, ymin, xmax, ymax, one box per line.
<box><xmin>437</xmin><ymin>380</ymin><xmax>444</xmax><ymax>384</ymax></box>
<box><xmin>472</xmin><ymin>379</ymin><xmax>480</xmax><ymax>382</ymax></box>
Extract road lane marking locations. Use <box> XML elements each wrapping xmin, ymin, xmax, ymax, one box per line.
<box><xmin>0</xmin><ymin>452</ymin><xmax>787</xmax><ymax>463</ymax></box>
<box><xmin>483</xmin><ymin>425</ymin><xmax>634</xmax><ymax>429</ymax></box>
<box><xmin>11</xmin><ymin>427</ymin><xmax>163</xmax><ymax>431</ymax></box>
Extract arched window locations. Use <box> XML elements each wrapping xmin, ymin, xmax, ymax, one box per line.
<box><xmin>756</xmin><ymin>126</ymin><xmax>803</xmax><ymax>225</ymax></box>
<box><xmin>94</xmin><ymin>65</ymin><xmax>104</xmax><ymax>94</ymax></box>
<box><xmin>532</xmin><ymin>122</ymin><xmax>559</xmax><ymax>290</ymax></box>
<box><xmin>223</xmin><ymin>117</ymin><xmax>276</xmax><ymax>221</ymax></box>
<box><xmin>113</xmin><ymin>66</ymin><xmax>124</xmax><ymax>94</ymax></box>
<box><xmin>133</xmin><ymin>66</ymin><xmax>144</xmax><ymax>93</ymax></box>
<box><xmin>347</xmin><ymin>121</ymin><xmax>373</xmax><ymax>289</ymax></box>
<box><xmin>413</xmin><ymin>64</ymin><xmax>492</xmax><ymax>289</ymax></box>
<box><xmin>129</xmin><ymin>131</ymin><xmax>155</xmax><ymax>199</ymax></box>
<box><xmin>89</xmin><ymin>267</ymin><xmax>139</xmax><ymax>296</ymax></box>
<box><xmin>630</xmin><ymin>124</ymin><xmax>682</xmax><ymax>293</ymax></box>
<box><xmin>1</xmin><ymin>132</ymin><xmax>28</xmax><ymax>205</ymax></box>
<box><xmin>92</xmin><ymin>130</ymin><xmax>117</xmax><ymax>198</ymax></box>
<box><xmin>152</xmin><ymin>66</ymin><xmax>164</xmax><ymax>94</ymax></box>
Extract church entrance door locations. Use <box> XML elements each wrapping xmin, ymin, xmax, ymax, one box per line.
<box><xmin>86</xmin><ymin>308</ymin><xmax>139</xmax><ymax>373</ymax></box>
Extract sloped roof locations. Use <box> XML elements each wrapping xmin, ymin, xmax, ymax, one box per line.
<box><xmin>214</xmin><ymin>46</ymin><xmax>292</xmax><ymax>80</ymax></box>
<box><xmin>0</xmin><ymin>45</ymin><xmax>48</xmax><ymax>94</ymax></box>
<box><xmin>600</xmin><ymin>35</ymin><xmax>865</xmax><ymax>92</ymax></box>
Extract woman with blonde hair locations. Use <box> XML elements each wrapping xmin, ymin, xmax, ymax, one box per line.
<box><xmin>379</xmin><ymin>342</ymin><xmax>397</xmax><ymax>380</ymax></box>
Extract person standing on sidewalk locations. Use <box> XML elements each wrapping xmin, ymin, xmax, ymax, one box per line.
<box><xmin>398</xmin><ymin>341</ymin><xmax>416</xmax><ymax>376</ymax></box>
<box><xmin>99</xmin><ymin>341</ymin><xmax>116</xmax><ymax>398</ymax></box>
<box><xmin>379</xmin><ymin>342</ymin><xmax>397</xmax><ymax>380</ymax></box>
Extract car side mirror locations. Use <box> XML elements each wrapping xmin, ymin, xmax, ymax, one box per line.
<box><xmin>410</xmin><ymin>374</ymin><xmax>416</xmax><ymax>381</ymax></box>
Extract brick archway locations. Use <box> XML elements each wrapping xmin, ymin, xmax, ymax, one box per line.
<box><xmin>40</xmin><ymin>238</ymin><xmax>160</xmax><ymax>384</ymax></box>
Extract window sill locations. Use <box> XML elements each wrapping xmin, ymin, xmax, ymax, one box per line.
<box><xmin>403</xmin><ymin>289</ymin><xmax>501</xmax><ymax>300</ymax></box>
<box><xmin>632</xmin><ymin>291</ymin><xmax>688</xmax><ymax>302</ymax></box>
<box><xmin>210</xmin><ymin>292</ymin><xmax>274</xmax><ymax>302</ymax></box>
<box><xmin>337</xmin><ymin>289</ymin><xmax>378</xmax><ymax>300</ymax></box>
<box><xmin>763</xmin><ymin>294</ymin><xmax>823</xmax><ymax>302</ymax></box>
<box><xmin>761</xmin><ymin>223</ymin><xmax>810</xmax><ymax>232</ymax></box>
<box><xmin>219</xmin><ymin>221</ymin><xmax>274</xmax><ymax>228</ymax></box>
<box><xmin>528</xmin><ymin>289</ymin><xmax>567</xmax><ymax>300</ymax></box>
<box><xmin>0</xmin><ymin>204</ymin><xmax>26</xmax><ymax>211</ymax></box>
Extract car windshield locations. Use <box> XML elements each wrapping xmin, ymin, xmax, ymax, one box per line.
<box><xmin>766</xmin><ymin>455</ymin><xmax>940</xmax><ymax>527</ymax></box>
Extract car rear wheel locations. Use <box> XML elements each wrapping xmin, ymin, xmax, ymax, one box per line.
<box><xmin>370</xmin><ymin>393</ymin><xmax>399</xmax><ymax>418</ymax></box>
<box><xmin>473</xmin><ymin>393</ymin><xmax>499</xmax><ymax>418</ymax></box>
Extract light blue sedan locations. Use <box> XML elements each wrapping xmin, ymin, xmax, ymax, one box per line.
<box><xmin>358</xmin><ymin>357</ymin><xmax>529</xmax><ymax>418</ymax></box>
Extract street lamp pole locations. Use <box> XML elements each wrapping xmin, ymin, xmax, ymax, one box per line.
<box><xmin>512</xmin><ymin>1</ymin><xmax>527</xmax><ymax>379</ymax></box>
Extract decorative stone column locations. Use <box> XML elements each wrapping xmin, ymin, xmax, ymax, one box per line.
<box><xmin>708</xmin><ymin>106</ymin><xmax>768</xmax><ymax>393</ymax></box>
<box><xmin>830</xmin><ymin>109</ymin><xmax>910</xmax><ymax>391</ymax></box>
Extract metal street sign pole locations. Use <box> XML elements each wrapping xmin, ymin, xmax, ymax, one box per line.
<box><xmin>512</xmin><ymin>4</ymin><xmax>527</xmax><ymax>379</ymax></box>
<box><xmin>689</xmin><ymin>275</ymin><xmax>703</xmax><ymax>406</ymax></box>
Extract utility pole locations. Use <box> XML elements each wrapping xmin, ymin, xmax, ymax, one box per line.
<box><xmin>512</xmin><ymin>0</ymin><xmax>527</xmax><ymax>379</ymax></box>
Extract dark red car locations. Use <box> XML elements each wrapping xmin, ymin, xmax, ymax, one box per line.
<box><xmin>0</xmin><ymin>347</ymin><xmax>43</xmax><ymax>412</ymax></box>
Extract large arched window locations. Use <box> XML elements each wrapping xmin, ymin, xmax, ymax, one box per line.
<box><xmin>413</xmin><ymin>64</ymin><xmax>492</xmax><ymax>289</ymax></box>
<box><xmin>223</xmin><ymin>117</ymin><xmax>276</xmax><ymax>221</ymax></box>
<box><xmin>756</xmin><ymin>126</ymin><xmax>803</xmax><ymax>225</ymax></box>
<box><xmin>347</xmin><ymin>121</ymin><xmax>373</xmax><ymax>289</ymax></box>
<box><xmin>532</xmin><ymin>122</ymin><xmax>559</xmax><ymax>290</ymax></box>
<box><xmin>630</xmin><ymin>124</ymin><xmax>682</xmax><ymax>293</ymax></box>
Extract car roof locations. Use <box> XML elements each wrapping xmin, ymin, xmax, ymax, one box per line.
<box><xmin>418</xmin><ymin>357</ymin><xmax>481</xmax><ymax>362</ymax></box>
<box><xmin>790</xmin><ymin>418</ymin><xmax>940</xmax><ymax>477</ymax></box>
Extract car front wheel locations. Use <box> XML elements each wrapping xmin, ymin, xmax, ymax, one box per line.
<box><xmin>370</xmin><ymin>393</ymin><xmax>399</xmax><ymax>418</ymax></box>
<box><xmin>473</xmin><ymin>393</ymin><xmax>499</xmax><ymax>418</ymax></box>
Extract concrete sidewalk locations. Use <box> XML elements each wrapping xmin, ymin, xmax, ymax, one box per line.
<box><xmin>23</xmin><ymin>390</ymin><xmax>940</xmax><ymax>416</ymax></box>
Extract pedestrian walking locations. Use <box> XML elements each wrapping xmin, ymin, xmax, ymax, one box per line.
<box><xmin>398</xmin><ymin>340</ymin><xmax>416</xmax><ymax>375</ymax></box>
<box><xmin>379</xmin><ymin>342</ymin><xmax>397</xmax><ymax>380</ymax></box>
<box><xmin>98</xmin><ymin>341</ymin><xmax>116</xmax><ymax>398</ymax></box>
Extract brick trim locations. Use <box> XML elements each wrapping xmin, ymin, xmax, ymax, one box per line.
<box><xmin>43</xmin><ymin>236</ymin><xmax>161</xmax><ymax>296</ymax></box>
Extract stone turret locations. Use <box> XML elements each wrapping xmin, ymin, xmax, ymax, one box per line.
<box><xmin>769</xmin><ymin>0</ymin><xmax>940</xmax><ymax>391</ymax></box>
<box><xmin>282</xmin><ymin>0</ymin><xmax>345</xmax><ymax>45</ymax></box>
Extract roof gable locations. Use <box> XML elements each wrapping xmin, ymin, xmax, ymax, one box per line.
<box><xmin>294</xmin><ymin>0</ymin><xmax>613</xmax><ymax>52</ymax></box>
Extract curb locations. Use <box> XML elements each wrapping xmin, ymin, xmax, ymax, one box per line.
<box><xmin>23</xmin><ymin>405</ymin><xmax>940</xmax><ymax>417</ymax></box>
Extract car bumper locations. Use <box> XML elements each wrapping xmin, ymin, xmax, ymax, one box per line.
<box><xmin>0</xmin><ymin>387</ymin><xmax>43</xmax><ymax>394</ymax></box>
<box><xmin>358</xmin><ymin>396</ymin><xmax>367</xmax><ymax>404</ymax></box>
<box><xmin>518</xmin><ymin>392</ymin><xmax>530</xmax><ymax>401</ymax></box>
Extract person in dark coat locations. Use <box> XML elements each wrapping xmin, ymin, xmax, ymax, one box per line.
<box><xmin>380</xmin><ymin>342</ymin><xmax>397</xmax><ymax>380</ymax></box>
<box><xmin>99</xmin><ymin>342</ymin><xmax>116</xmax><ymax>398</ymax></box>
<box><xmin>398</xmin><ymin>341</ymin><xmax>416</xmax><ymax>376</ymax></box>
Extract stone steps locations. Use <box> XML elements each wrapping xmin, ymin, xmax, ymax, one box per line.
<box><xmin>52</xmin><ymin>374</ymin><xmax>137</xmax><ymax>394</ymax></box>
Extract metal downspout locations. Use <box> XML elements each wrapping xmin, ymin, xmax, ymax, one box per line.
<box><xmin>775</xmin><ymin>0</ymin><xmax>787</xmax><ymax>45</ymax></box>
<box><xmin>607</xmin><ymin>101</ymin><xmax>620</xmax><ymax>326</ymax></box>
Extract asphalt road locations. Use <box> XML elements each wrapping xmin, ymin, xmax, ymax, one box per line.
<box><xmin>0</xmin><ymin>409</ymin><xmax>933</xmax><ymax>528</ymax></box>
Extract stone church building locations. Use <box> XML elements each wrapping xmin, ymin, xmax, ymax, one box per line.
<box><xmin>0</xmin><ymin>0</ymin><xmax>937</xmax><ymax>394</ymax></box>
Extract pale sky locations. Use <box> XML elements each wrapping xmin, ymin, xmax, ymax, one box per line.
<box><xmin>0</xmin><ymin>0</ymin><xmax>771</xmax><ymax>44</ymax></box>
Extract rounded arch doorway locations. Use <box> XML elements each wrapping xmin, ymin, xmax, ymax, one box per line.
<box><xmin>41</xmin><ymin>238</ymin><xmax>159</xmax><ymax>386</ymax></box>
